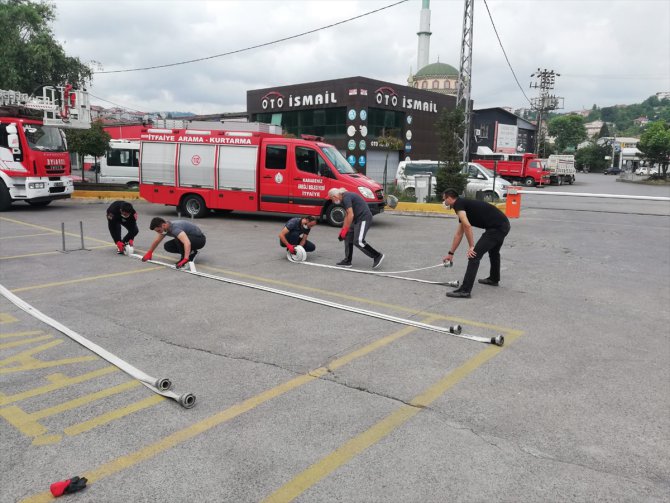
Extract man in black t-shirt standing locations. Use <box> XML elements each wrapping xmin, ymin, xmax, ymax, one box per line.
<box><xmin>442</xmin><ymin>189</ymin><xmax>511</xmax><ymax>298</ymax></box>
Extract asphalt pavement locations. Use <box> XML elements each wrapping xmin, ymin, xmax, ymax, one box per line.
<box><xmin>1</xmin><ymin>174</ymin><xmax>668</xmax><ymax>502</ymax></box>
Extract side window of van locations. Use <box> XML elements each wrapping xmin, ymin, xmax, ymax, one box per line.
<box><xmin>266</xmin><ymin>145</ymin><xmax>287</xmax><ymax>170</ymax></box>
<box><xmin>132</xmin><ymin>149</ymin><xmax>140</xmax><ymax>167</ymax></box>
<box><xmin>295</xmin><ymin>146</ymin><xmax>327</xmax><ymax>175</ymax></box>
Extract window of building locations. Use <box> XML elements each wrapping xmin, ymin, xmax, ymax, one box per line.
<box><xmin>421</xmin><ymin>81</ymin><xmax>428</xmax><ymax>89</ymax></box>
<box><xmin>265</xmin><ymin>145</ymin><xmax>287</xmax><ymax>170</ymax></box>
<box><xmin>367</xmin><ymin>108</ymin><xmax>404</xmax><ymax>140</ymax></box>
<box><xmin>444</xmin><ymin>80</ymin><xmax>450</xmax><ymax>89</ymax></box>
<box><xmin>254</xmin><ymin>108</ymin><xmax>346</xmax><ymax>140</ymax></box>
<box><xmin>432</xmin><ymin>80</ymin><xmax>439</xmax><ymax>89</ymax></box>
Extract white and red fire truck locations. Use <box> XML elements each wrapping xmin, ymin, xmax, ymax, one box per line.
<box><xmin>138</xmin><ymin>128</ymin><xmax>386</xmax><ymax>225</ymax></box>
<box><xmin>0</xmin><ymin>85</ymin><xmax>91</xmax><ymax>210</ymax></box>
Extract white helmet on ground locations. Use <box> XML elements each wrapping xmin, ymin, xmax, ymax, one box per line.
<box><xmin>286</xmin><ymin>245</ymin><xmax>307</xmax><ymax>262</ymax></box>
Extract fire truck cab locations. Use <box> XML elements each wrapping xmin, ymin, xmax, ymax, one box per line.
<box><xmin>139</xmin><ymin>128</ymin><xmax>386</xmax><ymax>225</ymax></box>
<box><xmin>0</xmin><ymin>86</ymin><xmax>90</xmax><ymax>210</ymax></box>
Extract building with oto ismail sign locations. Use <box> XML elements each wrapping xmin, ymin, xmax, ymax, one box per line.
<box><xmin>247</xmin><ymin>77</ymin><xmax>456</xmax><ymax>183</ymax></box>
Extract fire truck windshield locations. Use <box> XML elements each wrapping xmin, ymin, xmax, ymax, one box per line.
<box><xmin>321</xmin><ymin>146</ymin><xmax>356</xmax><ymax>174</ymax></box>
<box><xmin>23</xmin><ymin>124</ymin><xmax>66</xmax><ymax>152</ymax></box>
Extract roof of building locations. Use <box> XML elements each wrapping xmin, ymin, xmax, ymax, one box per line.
<box><xmin>415</xmin><ymin>62</ymin><xmax>459</xmax><ymax>77</ymax></box>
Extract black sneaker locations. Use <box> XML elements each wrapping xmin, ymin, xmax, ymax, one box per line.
<box><xmin>372</xmin><ymin>253</ymin><xmax>385</xmax><ymax>269</ymax></box>
<box><xmin>336</xmin><ymin>259</ymin><xmax>352</xmax><ymax>267</ymax></box>
<box><xmin>446</xmin><ymin>290</ymin><xmax>471</xmax><ymax>298</ymax></box>
<box><xmin>478</xmin><ymin>278</ymin><xmax>499</xmax><ymax>286</ymax></box>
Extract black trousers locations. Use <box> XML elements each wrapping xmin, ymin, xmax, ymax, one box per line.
<box><xmin>461</xmin><ymin>223</ymin><xmax>510</xmax><ymax>293</ymax></box>
<box><xmin>164</xmin><ymin>234</ymin><xmax>206</xmax><ymax>259</ymax></box>
<box><xmin>279</xmin><ymin>230</ymin><xmax>316</xmax><ymax>252</ymax></box>
<box><xmin>108</xmin><ymin>219</ymin><xmax>138</xmax><ymax>244</ymax></box>
<box><xmin>344</xmin><ymin>217</ymin><xmax>381</xmax><ymax>260</ymax></box>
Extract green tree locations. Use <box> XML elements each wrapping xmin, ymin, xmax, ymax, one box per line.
<box><xmin>548</xmin><ymin>115</ymin><xmax>587</xmax><ymax>153</ymax></box>
<box><xmin>434</xmin><ymin>107</ymin><xmax>467</xmax><ymax>197</ymax></box>
<box><xmin>66</xmin><ymin>120</ymin><xmax>111</xmax><ymax>180</ymax></box>
<box><xmin>575</xmin><ymin>141</ymin><xmax>610</xmax><ymax>173</ymax></box>
<box><xmin>638</xmin><ymin>120</ymin><xmax>670</xmax><ymax>178</ymax></box>
<box><xmin>0</xmin><ymin>0</ymin><xmax>93</xmax><ymax>92</ymax></box>
<box><xmin>597</xmin><ymin>122</ymin><xmax>610</xmax><ymax>138</ymax></box>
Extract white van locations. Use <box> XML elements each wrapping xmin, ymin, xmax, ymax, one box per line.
<box><xmin>97</xmin><ymin>140</ymin><xmax>140</xmax><ymax>187</ymax></box>
<box><xmin>395</xmin><ymin>160</ymin><xmax>509</xmax><ymax>201</ymax></box>
<box><xmin>461</xmin><ymin>162</ymin><xmax>510</xmax><ymax>202</ymax></box>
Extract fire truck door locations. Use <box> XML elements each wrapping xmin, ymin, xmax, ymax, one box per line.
<box><xmin>259</xmin><ymin>143</ymin><xmax>290</xmax><ymax>212</ymax></box>
<box><xmin>290</xmin><ymin>146</ymin><xmax>330</xmax><ymax>213</ymax></box>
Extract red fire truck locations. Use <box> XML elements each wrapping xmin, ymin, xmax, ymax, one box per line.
<box><xmin>138</xmin><ymin>128</ymin><xmax>386</xmax><ymax>225</ymax></box>
<box><xmin>472</xmin><ymin>153</ymin><xmax>549</xmax><ymax>187</ymax></box>
<box><xmin>0</xmin><ymin>86</ymin><xmax>91</xmax><ymax>210</ymax></box>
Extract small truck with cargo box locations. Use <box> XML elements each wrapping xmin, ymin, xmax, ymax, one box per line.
<box><xmin>138</xmin><ymin>128</ymin><xmax>386</xmax><ymax>225</ymax></box>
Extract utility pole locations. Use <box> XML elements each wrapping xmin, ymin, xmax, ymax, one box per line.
<box><xmin>456</xmin><ymin>0</ymin><xmax>474</xmax><ymax>164</ymax></box>
<box><xmin>529</xmin><ymin>69</ymin><xmax>563</xmax><ymax>156</ymax></box>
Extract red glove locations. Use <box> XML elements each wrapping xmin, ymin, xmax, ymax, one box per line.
<box><xmin>142</xmin><ymin>251</ymin><xmax>153</xmax><ymax>262</ymax></box>
<box><xmin>128</xmin><ymin>239</ymin><xmax>134</xmax><ymax>247</ymax></box>
<box><xmin>50</xmin><ymin>476</ymin><xmax>88</xmax><ymax>497</ymax></box>
<box><xmin>338</xmin><ymin>226</ymin><xmax>349</xmax><ymax>241</ymax></box>
<box><xmin>116</xmin><ymin>241</ymin><xmax>125</xmax><ymax>253</ymax></box>
<box><xmin>286</xmin><ymin>243</ymin><xmax>296</xmax><ymax>254</ymax></box>
<box><xmin>175</xmin><ymin>257</ymin><xmax>189</xmax><ymax>269</ymax></box>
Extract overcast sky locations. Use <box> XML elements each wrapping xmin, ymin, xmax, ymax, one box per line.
<box><xmin>51</xmin><ymin>0</ymin><xmax>670</xmax><ymax>115</ymax></box>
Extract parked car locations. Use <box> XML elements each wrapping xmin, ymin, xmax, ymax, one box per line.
<box><xmin>603</xmin><ymin>167</ymin><xmax>622</xmax><ymax>175</ymax></box>
<box><xmin>634</xmin><ymin>166</ymin><xmax>658</xmax><ymax>176</ymax></box>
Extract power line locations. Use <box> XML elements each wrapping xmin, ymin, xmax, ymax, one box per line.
<box><xmin>88</xmin><ymin>92</ymin><xmax>146</xmax><ymax>113</ymax></box>
<box><xmin>94</xmin><ymin>0</ymin><xmax>409</xmax><ymax>75</ymax></box>
<box><xmin>482</xmin><ymin>0</ymin><xmax>532</xmax><ymax>106</ymax></box>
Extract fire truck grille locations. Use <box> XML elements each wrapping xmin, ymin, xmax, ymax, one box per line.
<box><xmin>49</xmin><ymin>186</ymin><xmax>66</xmax><ymax>193</ymax></box>
<box><xmin>375</xmin><ymin>189</ymin><xmax>384</xmax><ymax>200</ymax></box>
<box><xmin>46</xmin><ymin>165</ymin><xmax>66</xmax><ymax>175</ymax></box>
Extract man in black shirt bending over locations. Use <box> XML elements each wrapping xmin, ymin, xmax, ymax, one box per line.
<box><xmin>442</xmin><ymin>188</ymin><xmax>511</xmax><ymax>299</ymax></box>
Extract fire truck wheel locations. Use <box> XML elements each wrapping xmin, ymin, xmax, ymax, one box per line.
<box><xmin>524</xmin><ymin>177</ymin><xmax>535</xmax><ymax>187</ymax></box>
<box><xmin>0</xmin><ymin>180</ymin><xmax>12</xmax><ymax>212</ymax></box>
<box><xmin>325</xmin><ymin>203</ymin><xmax>347</xmax><ymax>227</ymax></box>
<box><xmin>27</xmin><ymin>200</ymin><xmax>52</xmax><ymax>207</ymax></box>
<box><xmin>180</xmin><ymin>194</ymin><xmax>208</xmax><ymax>218</ymax></box>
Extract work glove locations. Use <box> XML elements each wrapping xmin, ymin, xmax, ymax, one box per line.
<box><xmin>127</xmin><ymin>239</ymin><xmax>134</xmax><ymax>247</ymax></box>
<box><xmin>338</xmin><ymin>226</ymin><xmax>350</xmax><ymax>241</ymax></box>
<box><xmin>286</xmin><ymin>243</ymin><xmax>296</xmax><ymax>254</ymax></box>
<box><xmin>175</xmin><ymin>257</ymin><xmax>189</xmax><ymax>269</ymax></box>
<box><xmin>50</xmin><ymin>476</ymin><xmax>88</xmax><ymax>497</ymax></box>
<box><xmin>141</xmin><ymin>251</ymin><xmax>153</xmax><ymax>262</ymax></box>
<box><xmin>116</xmin><ymin>241</ymin><xmax>125</xmax><ymax>253</ymax></box>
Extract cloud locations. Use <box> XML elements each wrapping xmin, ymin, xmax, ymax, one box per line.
<box><xmin>52</xmin><ymin>0</ymin><xmax>670</xmax><ymax>114</ymax></box>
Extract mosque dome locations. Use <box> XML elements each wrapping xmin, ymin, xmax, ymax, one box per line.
<box><xmin>415</xmin><ymin>62</ymin><xmax>459</xmax><ymax>78</ymax></box>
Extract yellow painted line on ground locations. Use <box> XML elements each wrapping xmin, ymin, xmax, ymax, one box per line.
<box><xmin>0</xmin><ymin>330</ymin><xmax>43</xmax><ymax>339</ymax></box>
<box><xmin>9</xmin><ymin>266</ymin><xmax>162</xmax><ymax>293</ymax></box>
<box><xmin>0</xmin><ymin>216</ymin><xmax>110</xmax><ymax>245</ymax></box>
<box><xmin>63</xmin><ymin>394</ymin><xmax>164</xmax><ymax>437</ymax></box>
<box><xmin>0</xmin><ymin>244</ymin><xmax>111</xmax><ymax>260</ymax></box>
<box><xmin>0</xmin><ymin>339</ymin><xmax>97</xmax><ymax>374</ymax></box>
<box><xmin>263</xmin><ymin>329</ymin><xmax>524</xmax><ymax>503</ymax></box>
<box><xmin>0</xmin><ymin>313</ymin><xmax>18</xmax><ymax>324</ymax></box>
<box><xmin>0</xmin><ymin>232</ymin><xmax>55</xmax><ymax>240</ymax></box>
<box><xmin>0</xmin><ymin>366</ymin><xmax>118</xmax><ymax>406</ymax></box>
<box><xmin>0</xmin><ymin>334</ymin><xmax>52</xmax><ymax>349</ymax></box>
<box><xmin>20</xmin><ymin>321</ymin><xmax>443</xmax><ymax>503</ymax></box>
<box><xmin>0</xmin><ymin>380</ymin><xmax>141</xmax><ymax>438</ymax></box>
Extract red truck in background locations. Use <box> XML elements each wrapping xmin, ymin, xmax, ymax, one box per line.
<box><xmin>138</xmin><ymin>128</ymin><xmax>386</xmax><ymax>225</ymax></box>
<box><xmin>471</xmin><ymin>153</ymin><xmax>549</xmax><ymax>187</ymax></box>
<box><xmin>0</xmin><ymin>86</ymin><xmax>91</xmax><ymax>210</ymax></box>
